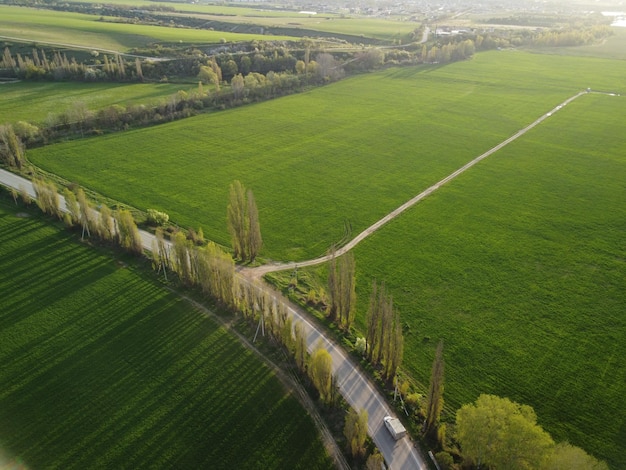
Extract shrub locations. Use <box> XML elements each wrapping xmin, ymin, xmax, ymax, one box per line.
<box><xmin>146</xmin><ymin>209</ymin><xmax>169</xmax><ymax>226</ymax></box>
<box><xmin>354</xmin><ymin>337</ymin><xmax>366</xmax><ymax>356</ymax></box>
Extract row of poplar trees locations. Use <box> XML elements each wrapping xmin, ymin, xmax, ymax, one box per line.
<box><xmin>326</xmin><ymin>250</ymin><xmax>404</xmax><ymax>382</ymax></box>
<box><xmin>28</xmin><ymin>178</ymin><xmax>143</xmax><ymax>254</ymax></box>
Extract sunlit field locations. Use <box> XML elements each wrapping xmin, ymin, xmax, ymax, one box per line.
<box><xmin>0</xmin><ymin>198</ymin><xmax>332</xmax><ymax>469</ymax></box>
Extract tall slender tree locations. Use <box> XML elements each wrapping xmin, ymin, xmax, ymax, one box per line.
<box><xmin>116</xmin><ymin>209</ymin><xmax>142</xmax><ymax>254</ymax></box>
<box><xmin>227</xmin><ymin>181</ymin><xmax>262</xmax><ymax>262</ymax></box>
<box><xmin>227</xmin><ymin>180</ymin><xmax>247</xmax><ymax>260</ymax></box>
<box><xmin>424</xmin><ymin>340</ymin><xmax>445</xmax><ymax>439</ymax></box>
<box><xmin>309</xmin><ymin>344</ymin><xmax>333</xmax><ymax>404</ymax></box>
<box><xmin>343</xmin><ymin>408</ymin><xmax>368</xmax><ymax>459</ymax></box>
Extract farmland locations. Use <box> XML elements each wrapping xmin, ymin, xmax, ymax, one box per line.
<box><xmin>0</xmin><ymin>2</ymin><xmax>416</xmax><ymax>44</ymax></box>
<box><xmin>0</xmin><ymin>5</ymin><xmax>288</xmax><ymax>51</ymax></box>
<box><xmin>349</xmin><ymin>92</ymin><xmax>626</xmax><ymax>467</ymax></box>
<box><xmin>29</xmin><ymin>50</ymin><xmax>626</xmax><ymax>261</ymax></box>
<box><xmin>0</xmin><ymin>199</ymin><xmax>332</xmax><ymax>469</ymax></box>
<box><xmin>0</xmin><ymin>81</ymin><xmax>191</xmax><ymax>125</ymax></box>
<box><xmin>25</xmin><ymin>46</ymin><xmax>626</xmax><ymax>467</ymax></box>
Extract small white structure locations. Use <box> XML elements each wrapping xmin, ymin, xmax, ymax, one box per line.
<box><xmin>384</xmin><ymin>416</ymin><xmax>407</xmax><ymax>440</ymax></box>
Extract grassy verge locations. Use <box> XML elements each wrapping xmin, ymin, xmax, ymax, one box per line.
<box><xmin>0</xmin><ymin>195</ymin><xmax>332</xmax><ymax>469</ymax></box>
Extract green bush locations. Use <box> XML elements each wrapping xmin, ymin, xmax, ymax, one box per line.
<box><xmin>146</xmin><ymin>208</ymin><xmax>169</xmax><ymax>226</ymax></box>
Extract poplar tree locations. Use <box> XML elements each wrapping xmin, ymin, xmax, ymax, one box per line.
<box><xmin>76</xmin><ymin>188</ymin><xmax>95</xmax><ymax>239</ymax></box>
<box><xmin>309</xmin><ymin>345</ymin><xmax>333</xmax><ymax>404</ymax></box>
<box><xmin>328</xmin><ymin>250</ymin><xmax>356</xmax><ymax>330</ymax></box>
<box><xmin>339</xmin><ymin>252</ymin><xmax>356</xmax><ymax>330</ymax></box>
<box><xmin>294</xmin><ymin>322</ymin><xmax>307</xmax><ymax>372</ymax></box>
<box><xmin>116</xmin><ymin>209</ymin><xmax>142</xmax><ymax>254</ymax></box>
<box><xmin>366</xmin><ymin>280</ymin><xmax>403</xmax><ymax>379</ymax></box>
<box><xmin>424</xmin><ymin>340</ymin><xmax>445</xmax><ymax>439</ymax></box>
<box><xmin>172</xmin><ymin>231</ymin><xmax>193</xmax><ymax>285</ymax></box>
<box><xmin>62</xmin><ymin>188</ymin><xmax>80</xmax><ymax>227</ymax></box>
<box><xmin>0</xmin><ymin>124</ymin><xmax>24</xmax><ymax>168</ymax></box>
<box><xmin>344</xmin><ymin>408</ymin><xmax>368</xmax><ymax>459</ymax></box>
<box><xmin>227</xmin><ymin>180</ymin><xmax>247</xmax><ymax>260</ymax></box>
<box><xmin>98</xmin><ymin>203</ymin><xmax>115</xmax><ymax>241</ymax></box>
<box><xmin>227</xmin><ymin>181</ymin><xmax>262</xmax><ymax>262</ymax></box>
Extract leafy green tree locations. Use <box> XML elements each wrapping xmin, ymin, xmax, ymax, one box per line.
<box><xmin>10</xmin><ymin>187</ymin><xmax>18</xmax><ymax>205</ymax></box>
<box><xmin>62</xmin><ymin>188</ymin><xmax>80</xmax><ymax>227</ymax></box>
<box><xmin>456</xmin><ymin>394</ymin><xmax>554</xmax><ymax>470</ymax></box>
<box><xmin>294</xmin><ymin>322</ymin><xmax>307</xmax><ymax>372</ymax></box>
<box><xmin>227</xmin><ymin>180</ymin><xmax>248</xmax><ymax>260</ymax></box>
<box><xmin>116</xmin><ymin>209</ymin><xmax>142</xmax><ymax>254</ymax></box>
<box><xmin>542</xmin><ymin>442</ymin><xmax>608</xmax><ymax>470</ymax></box>
<box><xmin>198</xmin><ymin>66</ymin><xmax>218</xmax><ymax>86</ymax></box>
<box><xmin>172</xmin><ymin>231</ymin><xmax>194</xmax><ymax>286</ymax></box>
<box><xmin>227</xmin><ymin>181</ymin><xmax>262</xmax><ymax>262</ymax></box>
<box><xmin>222</xmin><ymin>59</ymin><xmax>238</xmax><ymax>78</ymax></box>
<box><xmin>98</xmin><ymin>203</ymin><xmax>114</xmax><ymax>241</ymax></box>
<box><xmin>365</xmin><ymin>451</ymin><xmax>384</xmax><ymax>470</ymax></box>
<box><xmin>328</xmin><ymin>252</ymin><xmax>356</xmax><ymax>330</ymax></box>
<box><xmin>343</xmin><ymin>408</ymin><xmax>368</xmax><ymax>459</ymax></box>
<box><xmin>231</xmin><ymin>73</ymin><xmax>245</xmax><ymax>100</ymax></box>
<box><xmin>76</xmin><ymin>188</ymin><xmax>96</xmax><ymax>239</ymax></box>
<box><xmin>32</xmin><ymin>178</ymin><xmax>60</xmax><ymax>218</ymax></box>
<box><xmin>0</xmin><ymin>124</ymin><xmax>24</xmax><ymax>168</ymax></box>
<box><xmin>365</xmin><ymin>280</ymin><xmax>403</xmax><ymax>379</ymax></box>
<box><xmin>309</xmin><ymin>345</ymin><xmax>333</xmax><ymax>404</ymax></box>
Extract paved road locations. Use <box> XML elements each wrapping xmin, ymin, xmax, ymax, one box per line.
<box><xmin>0</xmin><ymin>169</ymin><xmax>427</xmax><ymax>469</ymax></box>
<box><xmin>244</xmin><ymin>90</ymin><xmax>588</xmax><ymax>279</ymax></box>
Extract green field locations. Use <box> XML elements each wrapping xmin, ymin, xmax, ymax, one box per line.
<box><xmin>0</xmin><ymin>199</ymin><xmax>332</xmax><ymax>469</ymax></box>
<box><xmin>0</xmin><ymin>81</ymin><xmax>193</xmax><ymax>125</ymax></box>
<box><xmin>29</xmin><ymin>50</ymin><xmax>626</xmax><ymax>262</ymax></box>
<box><xmin>0</xmin><ymin>5</ymin><xmax>289</xmax><ymax>51</ymax></box>
<box><xmin>348</xmin><ymin>92</ymin><xmax>626</xmax><ymax>466</ymax></box>
<box><xmin>2</xmin><ymin>0</ymin><xmax>415</xmax><ymax>41</ymax></box>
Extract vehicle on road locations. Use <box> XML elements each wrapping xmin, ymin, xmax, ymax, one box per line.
<box><xmin>384</xmin><ymin>416</ymin><xmax>407</xmax><ymax>440</ymax></box>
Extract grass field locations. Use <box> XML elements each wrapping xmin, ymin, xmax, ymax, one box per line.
<box><xmin>4</xmin><ymin>0</ymin><xmax>416</xmax><ymax>42</ymax></box>
<box><xmin>0</xmin><ymin>81</ymin><xmax>193</xmax><ymax>125</ymax></box>
<box><xmin>346</xmin><ymin>92</ymin><xmax>626</xmax><ymax>467</ymax></box>
<box><xmin>0</xmin><ymin>198</ymin><xmax>332</xmax><ymax>469</ymax></box>
<box><xmin>0</xmin><ymin>5</ymin><xmax>289</xmax><ymax>51</ymax></box>
<box><xmin>29</xmin><ymin>50</ymin><xmax>626</xmax><ymax>262</ymax></box>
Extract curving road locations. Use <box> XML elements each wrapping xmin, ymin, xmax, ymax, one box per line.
<box><xmin>0</xmin><ymin>89</ymin><xmax>597</xmax><ymax>470</ymax></box>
